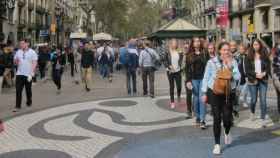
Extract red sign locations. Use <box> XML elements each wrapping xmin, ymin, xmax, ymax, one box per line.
<box><xmin>216</xmin><ymin>0</ymin><xmax>229</xmax><ymax>28</ymax></box>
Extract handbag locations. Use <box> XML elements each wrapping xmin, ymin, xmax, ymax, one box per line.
<box><xmin>145</xmin><ymin>48</ymin><xmax>161</xmax><ymax>71</ymax></box>
<box><xmin>213</xmin><ymin>59</ymin><xmax>232</xmax><ymax>95</ymax></box>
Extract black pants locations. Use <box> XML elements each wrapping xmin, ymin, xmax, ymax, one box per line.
<box><xmin>142</xmin><ymin>67</ymin><xmax>155</xmax><ymax>96</ymax></box>
<box><xmin>39</xmin><ymin>63</ymin><xmax>47</xmax><ymax>79</ymax></box>
<box><xmin>126</xmin><ymin>68</ymin><xmax>137</xmax><ymax>94</ymax></box>
<box><xmin>186</xmin><ymin>88</ymin><xmax>193</xmax><ymax>113</ymax></box>
<box><xmin>53</xmin><ymin>69</ymin><xmax>63</xmax><ymax>90</ymax></box>
<box><xmin>70</xmin><ymin>62</ymin><xmax>74</xmax><ymax>77</ymax></box>
<box><xmin>16</xmin><ymin>75</ymin><xmax>32</xmax><ymax>109</ymax></box>
<box><xmin>209</xmin><ymin>89</ymin><xmax>233</xmax><ymax>144</ymax></box>
<box><xmin>167</xmin><ymin>71</ymin><xmax>182</xmax><ymax>103</ymax></box>
<box><xmin>276</xmin><ymin>90</ymin><xmax>280</xmax><ymax>114</ymax></box>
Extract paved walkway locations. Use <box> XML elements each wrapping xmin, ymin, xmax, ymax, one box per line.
<box><xmin>0</xmin><ymin>69</ymin><xmax>170</xmax><ymax>119</ymax></box>
<box><xmin>0</xmin><ymin>95</ymin><xmax>279</xmax><ymax>158</ymax></box>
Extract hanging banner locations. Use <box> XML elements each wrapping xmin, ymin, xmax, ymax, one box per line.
<box><xmin>216</xmin><ymin>0</ymin><xmax>229</xmax><ymax>29</ymax></box>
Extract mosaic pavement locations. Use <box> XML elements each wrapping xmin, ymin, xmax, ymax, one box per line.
<box><xmin>0</xmin><ymin>96</ymin><xmax>279</xmax><ymax>158</ymax></box>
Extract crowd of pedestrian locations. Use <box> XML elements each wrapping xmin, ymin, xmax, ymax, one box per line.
<box><xmin>1</xmin><ymin>36</ymin><xmax>280</xmax><ymax>155</ymax></box>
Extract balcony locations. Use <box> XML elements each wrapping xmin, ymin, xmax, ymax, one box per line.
<box><xmin>28</xmin><ymin>1</ymin><xmax>34</xmax><ymax>11</ymax></box>
<box><xmin>18</xmin><ymin>19</ymin><xmax>27</xmax><ymax>29</ymax></box>
<box><xmin>256</xmin><ymin>0</ymin><xmax>271</xmax><ymax>9</ymax></box>
<box><xmin>18</xmin><ymin>0</ymin><xmax>26</xmax><ymax>8</ymax></box>
<box><xmin>230</xmin><ymin>0</ymin><xmax>255</xmax><ymax>17</ymax></box>
<box><xmin>204</xmin><ymin>6</ymin><xmax>216</xmax><ymax>15</ymax></box>
<box><xmin>36</xmin><ymin>5</ymin><xmax>46</xmax><ymax>14</ymax></box>
<box><xmin>28</xmin><ymin>22</ymin><xmax>36</xmax><ymax>30</ymax></box>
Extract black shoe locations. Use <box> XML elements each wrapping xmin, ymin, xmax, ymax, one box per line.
<box><xmin>150</xmin><ymin>95</ymin><xmax>155</xmax><ymax>98</ymax></box>
<box><xmin>200</xmin><ymin>121</ymin><xmax>207</xmax><ymax>130</ymax></box>
<box><xmin>13</xmin><ymin>108</ymin><xmax>20</xmax><ymax>113</ymax></box>
<box><xmin>86</xmin><ymin>88</ymin><xmax>91</xmax><ymax>92</ymax></box>
<box><xmin>185</xmin><ymin>112</ymin><xmax>192</xmax><ymax>119</ymax></box>
<box><xmin>26</xmin><ymin>101</ymin><xmax>32</xmax><ymax>107</ymax></box>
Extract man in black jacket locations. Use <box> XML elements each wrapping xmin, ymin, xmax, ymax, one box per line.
<box><xmin>81</xmin><ymin>42</ymin><xmax>94</xmax><ymax>92</ymax></box>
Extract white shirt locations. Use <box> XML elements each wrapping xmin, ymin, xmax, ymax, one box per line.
<box><xmin>171</xmin><ymin>51</ymin><xmax>180</xmax><ymax>73</ymax></box>
<box><xmin>255</xmin><ymin>59</ymin><xmax>262</xmax><ymax>74</ymax></box>
<box><xmin>97</xmin><ymin>46</ymin><xmax>114</xmax><ymax>57</ymax></box>
<box><xmin>14</xmin><ymin>48</ymin><xmax>38</xmax><ymax>77</ymax></box>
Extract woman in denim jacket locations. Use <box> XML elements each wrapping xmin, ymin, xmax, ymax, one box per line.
<box><xmin>201</xmin><ymin>42</ymin><xmax>240</xmax><ymax>155</ymax></box>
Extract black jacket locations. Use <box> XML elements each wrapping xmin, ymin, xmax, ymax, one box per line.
<box><xmin>51</xmin><ymin>53</ymin><xmax>66</xmax><ymax>71</ymax></box>
<box><xmin>244</xmin><ymin>55</ymin><xmax>271</xmax><ymax>84</ymax></box>
<box><xmin>162</xmin><ymin>51</ymin><xmax>184</xmax><ymax>71</ymax></box>
<box><xmin>81</xmin><ymin>49</ymin><xmax>94</xmax><ymax>68</ymax></box>
<box><xmin>38</xmin><ymin>52</ymin><xmax>50</xmax><ymax>65</ymax></box>
<box><xmin>239</xmin><ymin>54</ymin><xmax>247</xmax><ymax>85</ymax></box>
<box><xmin>273</xmin><ymin>48</ymin><xmax>280</xmax><ymax>80</ymax></box>
<box><xmin>186</xmin><ymin>52</ymin><xmax>209</xmax><ymax>82</ymax></box>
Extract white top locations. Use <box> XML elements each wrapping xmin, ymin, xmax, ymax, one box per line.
<box><xmin>14</xmin><ymin>48</ymin><xmax>38</xmax><ymax>77</ymax></box>
<box><xmin>97</xmin><ymin>46</ymin><xmax>114</xmax><ymax>57</ymax></box>
<box><xmin>170</xmin><ymin>51</ymin><xmax>180</xmax><ymax>73</ymax></box>
<box><xmin>255</xmin><ymin>58</ymin><xmax>262</xmax><ymax>74</ymax></box>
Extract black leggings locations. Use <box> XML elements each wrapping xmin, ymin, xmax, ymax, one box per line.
<box><xmin>186</xmin><ymin>88</ymin><xmax>192</xmax><ymax>113</ymax></box>
<box><xmin>209</xmin><ymin>89</ymin><xmax>233</xmax><ymax>144</ymax></box>
<box><xmin>53</xmin><ymin>69</ymin><xmax>63</xmax><ymax>90</ymax></box>
<box><xmin>276</xmin><ymin>90</ymin><xmax>280</xmax><ymax>114</ymax></box>
<box><xmin>167</xmin><ymin>71</ymin><xmax>182</xmax><ymax>103</ymax></box>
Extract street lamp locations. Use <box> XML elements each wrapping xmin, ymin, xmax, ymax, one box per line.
<box><xmin>55</xmin><ymin>6</ymin><xmax>64</xmax><ymax>46</ymax></box>
<box><xmin>0</xmin><ymin>0</ymin><xmax>16</xmax><ymax>41</ymax></box>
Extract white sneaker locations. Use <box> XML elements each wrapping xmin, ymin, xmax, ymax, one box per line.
<box><xmin>243</xmin><ymin>103</ymin><xmax>249</xmax><ymax>108</ymax></box>
<box><xmin>213</xmin><ymin>144</ymin><xmax>221</xmax><ymax>155</ymax></box>
<box><xmin>250</xmin><ymin>113</ymin><xmax>256</xmax><ymax>121</ymax></box>
<box><xmin>261</xmin><ymin>119</ymin><xmax>267</xmax><ymax>128</ymax></box>
<box><xmin>224</xmin><ymin>132</ymin><xmax>232</xmax><ymax>145</ymax></box>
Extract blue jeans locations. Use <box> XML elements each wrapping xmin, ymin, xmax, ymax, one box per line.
<box><xmin>126</xmin><ymin>68</ymin><xmax>137</xmax><ymax>94</ymax></box>
<box><xmin>192</xmin><ymin>80</ymin><xmax>206</xmax><ymax>121</ymax></box>
<box><xmin>240</xmin><ymin>84</ymin><xmax>250</xmax><ymax>104</ymax></box>
<box><xmin>248</xmin><ymin>82</ymin><xmax>268</xmax><ymax>119</ymax></box>
<box><xmin>100</xmin><ymin>64</ymin><xmax>109</xmax><ymax>78</ymax></box>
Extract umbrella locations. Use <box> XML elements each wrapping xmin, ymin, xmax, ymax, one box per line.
<box><xmin>92</xmin><ymin>32</ymin><xmax>113</xmax><ymax>41</ymax></box>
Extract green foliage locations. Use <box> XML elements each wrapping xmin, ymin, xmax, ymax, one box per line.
<box><xmin>94</xmin><ymin>0</ymin><xmax>169</xmax><ymax>39</ymax></box>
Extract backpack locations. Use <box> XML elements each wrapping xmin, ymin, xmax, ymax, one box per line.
<box><xmin>212</xmin><ymin>59</ymin><xmax>232</xmax><ymax>96</ymax></box>
<box><xmin>119</xmin><ymin>47</ymin><xmax>128</xmax><ymax>65</ymax></box>
<box><xmin>145</xmin><ymin>48</ymin><xmax>161</xmax><ymax>71</ymax></box>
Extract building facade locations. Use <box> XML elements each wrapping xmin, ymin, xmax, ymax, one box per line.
<box><xmin>229</xmin><ymin>0</ymin><xmax>255</xmax><ymax>43</ymax></box>
<box><xmin>272</xmin><ymin>0</ymin><xmax>280</xmax><ymax>45</ymax></box>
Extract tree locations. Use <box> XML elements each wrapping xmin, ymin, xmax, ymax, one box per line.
<box><xmin>78</xmin><ymin>0</ymin><xmax>96</xmax><ymax>35</ymax></box>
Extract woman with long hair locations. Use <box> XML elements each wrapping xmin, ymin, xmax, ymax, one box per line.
<box><xmin>245</xmin><ymin>39</ymin><xmax>271</xmax><ymax>127</ymax></box>
<box><xmin>186</xmin><ymin>37</ymin><xmax>209</xmax><ymax>129</ymax></box>
<box><xmin>163</xmin><ymin>39</ymin><xmax>184</xmax><ymax>109</ymax></box>
<box><xmin>201</xmin><ymin>42</ymin><xmax>240</xmax><ymax>154</ymax></box>
<box><xmin>183</xmin><ymin>40</ymin><xmax>193</xmax><ymax>118</ymax></box>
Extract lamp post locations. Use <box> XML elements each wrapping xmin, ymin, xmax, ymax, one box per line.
<box><xmin>55</xmin><ymin>6</ymin><xmax>64</xmax><ymax>46</ymax></box>
<box><xmin>0</xmin><ymin>0</ymin><xmax>16</xmax><ymax>41</ymax></box>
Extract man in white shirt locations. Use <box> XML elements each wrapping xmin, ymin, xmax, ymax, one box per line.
<box><xmin>13</xmin><ymin>39</ymin><xmax>38</xmax><ymax>112</ymax></box>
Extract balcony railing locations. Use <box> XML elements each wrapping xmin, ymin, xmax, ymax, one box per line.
<box><xmin>18</xmin><ymin>19</ymin><xmax>27</xmax><ymax>29</ymax></box>
<box><xmin>36</xmin><ymin>5</ymin><xmax>46</xmax><ymax>14</ymax></box>
<box><xmin>230</xmin><ymin>0</ymin><xmax>255</xmax><ymax>16</ymax></box>
<box><xmin>27</xmin><ymin>22</ymin><xmax>36</xmax><ymax>31</ymax></box>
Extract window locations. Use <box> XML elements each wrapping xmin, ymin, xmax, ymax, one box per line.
<box><xmin>7</xmin><ymin>9</ymin><xmax>14</xmax><ymax>23</ymax></box>
<box><xmin>276</xmin><ymin>9</ymin><xmax>280</xmax><ymax>31</ymax></box>
<box><xmin>262</xmin><ymin>10</ymin><xmax>269</xmax><ymax>30</ymax></box>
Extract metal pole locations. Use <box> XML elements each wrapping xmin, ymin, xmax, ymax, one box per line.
<box><xmin>56</xmin><ymin>16</ymin><xmax>59</xmax><ymax>46</ymax></box>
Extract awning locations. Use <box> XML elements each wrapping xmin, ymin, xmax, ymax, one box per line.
<box><xmin>92</xmin><ymin>32</ymin><xmax>113</xmax><ymax>41</ymax></box>
<box><xmin>149</xmin><ymin>18</ymin><xmax>206</xmax><ymax>39</ymax></box>
<box><xmin>70</xmin><ymin>32</ymin><xmax>87</xmax><ymax>39</ymax></box>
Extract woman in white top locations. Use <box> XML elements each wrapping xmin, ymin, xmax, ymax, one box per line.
<box><xmin>163</xmin><ymin>39</ymin><xmax>184</xmax><ymax>109</ymax></box>
<box><xmin>244</xmin><ymin>39</ymin><xmax>271</xmax><ymax>128</ymax></box>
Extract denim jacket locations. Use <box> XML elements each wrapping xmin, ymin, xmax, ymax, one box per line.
<box><xmin>201</xmin><ymin>56</ymin><xmax>241</xmax><ymax>95</ymax></box>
